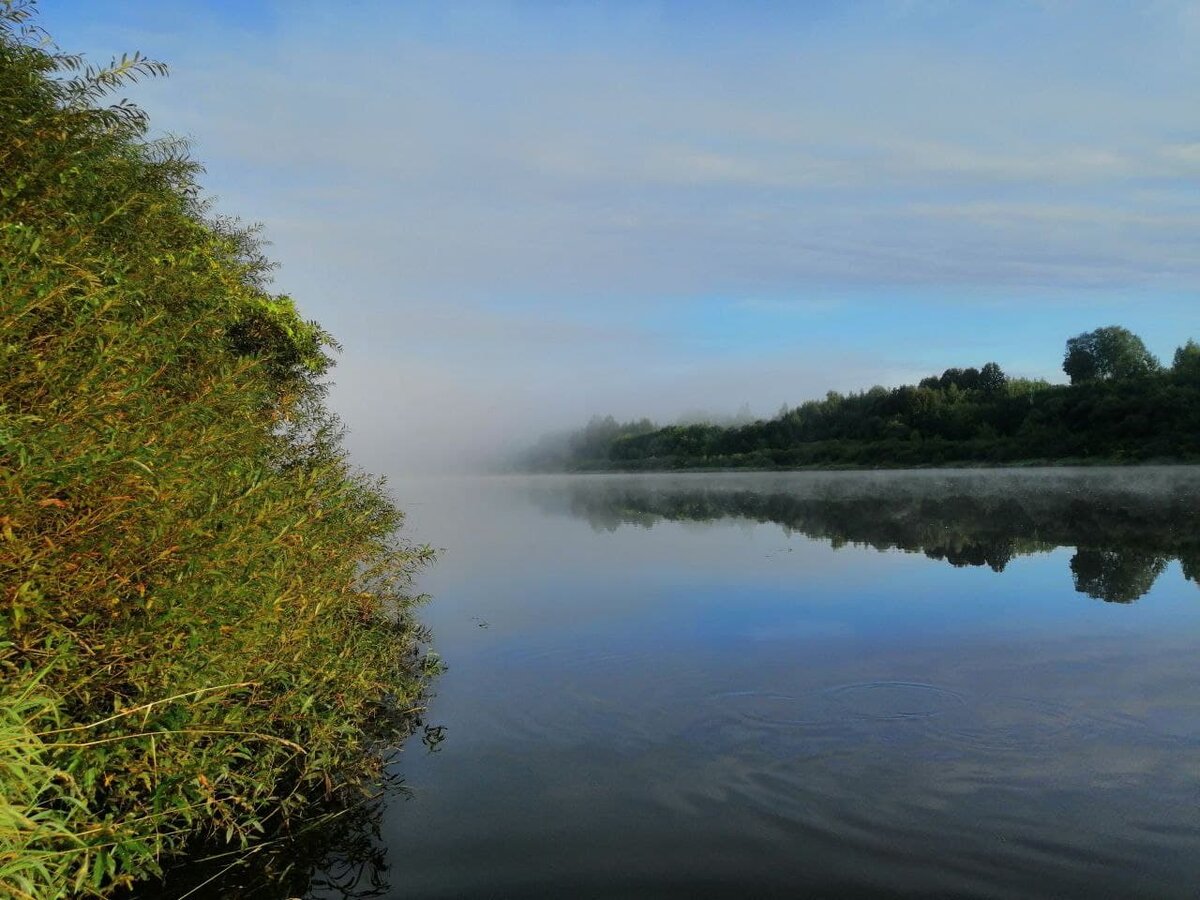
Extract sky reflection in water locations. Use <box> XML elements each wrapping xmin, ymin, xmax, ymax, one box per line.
<box><xmin>308</xmin><ymin>468</ymin><xmax>1200</xmax><ymax>899</ymax></box>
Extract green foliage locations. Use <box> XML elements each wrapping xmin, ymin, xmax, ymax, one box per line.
<box><xmin>532</xmin><ymin>331</ymin><xmax>1200</xmax><ymax>472</ymax></box>
<box><xmin>1173</xmin><ymin>339</ymin><xmax>1200</xmax><ymax>378</ymax></box>
<box><xmin>978</xmin><ymin>362</ymin><xmax>1008</xmax><ymax>396</ymax></box>
<box><xmin>0</xmin><ymin>4</ymin><xmax>435</xmax><ymax>896</ymax></box>
<box><xmin>1062</xmin><ymin>325</ymin><xmax>1160</xmax><ymax>384</ymax></box>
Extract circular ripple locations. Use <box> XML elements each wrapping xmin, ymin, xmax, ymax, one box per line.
<box><xmin>708</xmin><ymin>690</ymin><xmax>830</xmax><ymax>728</ymax></box>
<box><xmin>923</xmin><ymin>695</ymin><xmax>1126</xmax><ymax>753</ymax></box>
<box><xmin>825</xmin><ymin>681</ymin><xmax>967</xmax><ymax>720</ymax></box>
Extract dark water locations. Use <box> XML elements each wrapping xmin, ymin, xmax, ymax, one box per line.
<box><xmin>180</xmin><ymin>468</ymin><xmax>1200</xmax><ymax>899</ymax></box>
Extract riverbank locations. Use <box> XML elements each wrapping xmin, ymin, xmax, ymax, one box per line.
<box><xmin>0</xmin><ymin>9</ymin><xmax>434</xmax><ymax>897</ymax></box>
<box><xmin>535</xmin><ymin>455</ymin><xmax>1200</xmax><ymax>474</ymax></box>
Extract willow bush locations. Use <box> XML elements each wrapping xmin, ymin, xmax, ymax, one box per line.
<box><xmin>0</xmin><ymin>3</ymin><xmax>436</xmax><ymax>896</ymax></box>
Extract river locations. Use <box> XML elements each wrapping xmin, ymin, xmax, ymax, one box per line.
<box><xmin>194</xmin><ymin>468</ymin><xmax>1200</xmax><ymax>898</ymax></box>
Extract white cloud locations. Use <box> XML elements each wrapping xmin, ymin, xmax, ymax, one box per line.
<box><xmin>45</xmin><ymin>0</ymin><xmax>1200</xmax><ymax>472</ymax></box>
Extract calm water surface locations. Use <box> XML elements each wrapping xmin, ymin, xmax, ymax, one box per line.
<box><xmin>317</xmin><ymin>469</ymin><xmax>1200</xmax><ymax>897</ymax></box>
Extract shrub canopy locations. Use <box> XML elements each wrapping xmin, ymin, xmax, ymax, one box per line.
<box><xmin>0</xmin><ymin>3</ymin><xmax>434</xmax><ymax>896</ymax></box>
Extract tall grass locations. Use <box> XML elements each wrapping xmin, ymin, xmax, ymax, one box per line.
<box><xmin>0</xmin><ymin>2</ymin><xmax>437</xmax><ymax>895</ymax></box>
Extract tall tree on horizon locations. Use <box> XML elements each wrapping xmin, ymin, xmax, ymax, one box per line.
<box><xmin>1062</xmin><ymin>326</ymin><xmax>1160</xmax><ymax>384</ymax></box>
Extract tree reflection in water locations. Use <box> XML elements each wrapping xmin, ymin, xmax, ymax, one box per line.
<box><xmin>531</xmin><ymin>469</ymin><xmax>1200</xmax><ymax>604</ymax></box>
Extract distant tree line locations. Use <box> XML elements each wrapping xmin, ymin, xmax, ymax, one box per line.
<box><xmin>525</xmin><ymin>326</ymin><xmax>1200</xmax><ymax>470</ymax></box>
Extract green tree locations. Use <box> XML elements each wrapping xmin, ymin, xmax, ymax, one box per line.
<box><xmin>979</xmin><ymin>362</ymin><xmax>1008</xmax><ymax>395</ymax></box>
<box><xmin>1172</xmin><ymin>339</ymin><xmax>1200</xmax><ymax>378</ymax></box>
<box><xmin>1062</xmin><ymin>325</ymin><xmax>1160</xmax><ymax>384</ymax></box>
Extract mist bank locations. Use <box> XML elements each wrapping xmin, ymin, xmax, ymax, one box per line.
<box><xmin>521</xmin><ymin>327</ymin><xmax>1200</xmax><ymax>472</ymax></box>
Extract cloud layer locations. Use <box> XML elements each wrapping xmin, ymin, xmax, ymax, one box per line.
<box><xmin>47</xmin><ymin>0</ymin><xmax>1200</xmax><ymax>472</ymax></box>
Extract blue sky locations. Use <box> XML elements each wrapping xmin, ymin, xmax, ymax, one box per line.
<box><xmin>40</xmin><ymin>0</ymin><xmax>1200</xmax><ymax>472</ymax></box>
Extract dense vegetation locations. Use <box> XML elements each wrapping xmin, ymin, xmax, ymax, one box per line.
<box><xmin>0</xmin><ymin>5</ymin><xmax>434</xmax><ymax>897</ymax></box>
<box><xmin>528</xmin><ymin>326</ymin><xmax>1200</xmax><ymax>471</ymax></box>
<box><xmin>533</xmin><ymin>470</ymin><xmax>1200</xmax><ymax>603</ymax></box>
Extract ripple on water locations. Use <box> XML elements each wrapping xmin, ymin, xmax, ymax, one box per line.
<box><xmin>706</xmin><ymin>682</ymin><xmax>1148</xmax><ymax>758</ymax></box>
<box><xmin>826</xmin><ymin>681</ymin><xmax>967</xmax><ymax>721</ymax></box>
<box><xmin>683</xmin><ymin>682</ymin><xmax>1159</xmax><ymax>880</ymax></box>
<box><xmin>711</xmin><ymin>690</ymin><xmax>831</xmax><ymax>728</ymax></box>
<box><xmin>709</xmin><ymin>681</ymin><xmax>966</xmax><ymax>730</ymax></box>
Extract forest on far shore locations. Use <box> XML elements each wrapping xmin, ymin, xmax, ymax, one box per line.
<box><xmin>523</xmin><ymin>326</ymin><xmax>1200</xmax><ymax>471</ymax></box>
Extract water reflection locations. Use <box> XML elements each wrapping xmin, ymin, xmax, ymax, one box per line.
<box><xmin>160</xmin><ymin>469</ymin><xmax>1200</xmax><ymax>899</ymax></box>
<box><xmin>125</xmin><ymin>787</ymin><xmax>394</xmax><ymax>900</ymax></box>
<box><xmin>129</xmin><ymin>726</ymin><xmax>445</xmax><ymax>899</ymax></box>
<box><xmin>531</xmin><ymin>468</ymin><xmax>1200</xmax><ymax>603</ymax></box>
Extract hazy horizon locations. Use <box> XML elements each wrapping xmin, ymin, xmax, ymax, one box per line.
<box><xmin>46</xmin><ymin>0</ymin><xmax>1200</xmax><ymax>474</ymax></box>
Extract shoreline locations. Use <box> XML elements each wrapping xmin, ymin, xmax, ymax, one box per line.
<box><xmin>522</xmin><ymin>457</ymin><xmax>1200</xmax><ymax>476</ymax></box>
